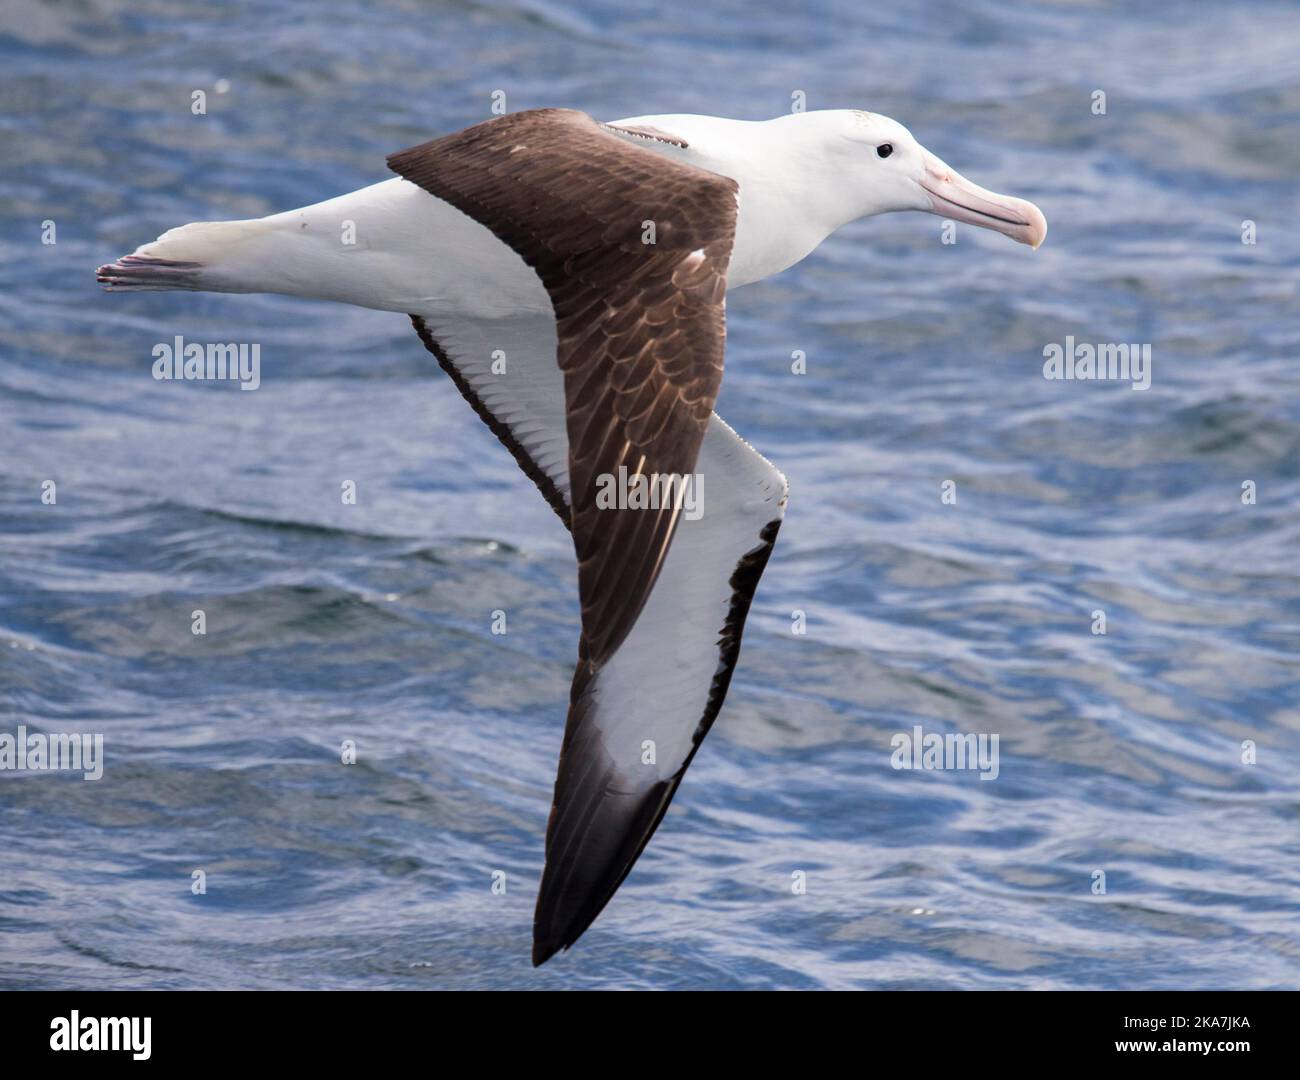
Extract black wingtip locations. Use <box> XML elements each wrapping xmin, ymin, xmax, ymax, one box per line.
<box><xmin>531</xmin><ymin>867</ymin><xmax>603</xmax><ymax>968</ymax></box>
<box><xmin>531</xmin><ymin>873</ymin><xmax>606</xmax><ymax>968</ymax></box>
<box><xmin>530</xmin><ymin>722</ymin><xmax>679</xmax><ymax>967</ymax></box>
<box><xmin>531</xmin><ymin>937</ymin><xmax>562</xmax><ymax>967</ymax></box>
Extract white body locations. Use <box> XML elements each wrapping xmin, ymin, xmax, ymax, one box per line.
<box><xmin>130</xmin><ymin>112</ymin><xmax>903</xmax><ymax>317</ymax></box>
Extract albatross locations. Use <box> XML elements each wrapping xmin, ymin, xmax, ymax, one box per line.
<box><xmin>97</xmin><ymin>107</ymin><xmax>1046</xmax><ymax>965</ymax></box>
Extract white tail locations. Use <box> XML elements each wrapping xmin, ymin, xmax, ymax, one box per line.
<box><xmin>97</xmin><ymin>176</ymin><xmax>554</xmax><ymax>317</ymax></box>
<box><xmin>97</xmin><ymin>219</ymin><xmax>273</xmax><ymax>293</ymax></box>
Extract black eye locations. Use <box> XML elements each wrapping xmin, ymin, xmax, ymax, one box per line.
<box><xmin>876</xmin><ymin>143</ymin><xmax>893</xmax><ymax>159</ymax></box>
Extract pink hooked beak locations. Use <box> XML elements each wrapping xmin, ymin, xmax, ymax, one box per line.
<box><xmin>920</xmin><ymin>151</ymin><xmax>1047</xmax><ymax>249</ymax></box>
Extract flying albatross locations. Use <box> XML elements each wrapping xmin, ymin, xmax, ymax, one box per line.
<box><xmin>97</xmin><ymin>107</ymin><xmax>1046</xmax><ymax>965</ymax></box>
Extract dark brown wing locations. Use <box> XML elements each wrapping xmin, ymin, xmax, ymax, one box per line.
<box><xmin>390</xmin><ymin>109</ymin><xmax>742</xmax><ymax>964</ymax></box>
<box><xmin>389</xmin><ymin>108</ymin><xmax>737</xmax><ymax>668</ymax></box>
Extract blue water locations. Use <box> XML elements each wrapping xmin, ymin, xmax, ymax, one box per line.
<box><xmin>2</xmin><ymin>0</ymin><xmax>1299</xmax><ymax>990</ymax></box>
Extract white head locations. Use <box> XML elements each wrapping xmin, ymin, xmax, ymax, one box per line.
<box><xmin>776</xmin><ymin>109</ymin><xmax>1047</xmax><ymax>249</ymax></box>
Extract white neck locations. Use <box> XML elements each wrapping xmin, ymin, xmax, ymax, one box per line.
<box><xmin>610</xmin><ymin>112</ymin><xmax>867</xmax><ymax>288</ymax></box>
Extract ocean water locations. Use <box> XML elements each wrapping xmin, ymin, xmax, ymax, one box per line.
<box><xmin>2</xmin><ymin>0</ymin><xmax>1299</xmax><ymax>990</ymax></box>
